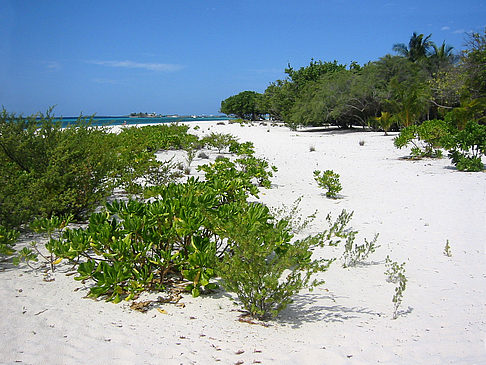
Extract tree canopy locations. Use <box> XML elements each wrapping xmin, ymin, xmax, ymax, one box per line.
<box><xmin>220</xmin><ymin>29</ymin><xmax>484</xmax><ymax>131</ymax></box>
<box><xmin>220</xmin><ymin>90</ymin><xmax>264</xmax><ymax>120</ymax></box>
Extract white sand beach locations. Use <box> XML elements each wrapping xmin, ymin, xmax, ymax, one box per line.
<box><xmin>1</xmin><ymin>121</ymin><xmax>485</xmax><ymax>364</ymax></box>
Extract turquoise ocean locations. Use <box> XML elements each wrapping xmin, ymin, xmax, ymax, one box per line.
<box><xmin>55</xmin><ymin>116</ymin><xmax>229</xmax><ymax>128</ymax></box>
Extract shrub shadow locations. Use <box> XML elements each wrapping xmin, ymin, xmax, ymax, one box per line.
<box><xmin>276</xmin><ymin>292</ymin><xmax>383</xmax><ymax>328</ymax></box>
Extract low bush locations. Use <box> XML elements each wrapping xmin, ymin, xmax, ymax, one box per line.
<box><xmin>443</xmin><ymin>121</ymin><xmax>486</xmax><ymax>171</ymax></box>
<box><xmin>393</xmin><ymin>119</ymin><xmax>450</xmax><ymax>158</ymax></box>
<box><xmin>0</xmin><ymin>225</ymin><xmax>19</xmax><ymax>257</ymax></box>
<box><xmin>202</xmin><ymin>132</ymin><xmax>238</xmax><ymax>153</ymax></box>
<box><xmin>217</xmin><ymin>203</ymin><xmax>347</xmax><ymax>319</ymax></box>
<box><xmin>0</xmin><ymin>109</ymin><xmax>119</xmax><ymax>227</ymax></box>
<box><xmin>314</xmin><ymin>170</ymin><xmax>342</xmax><ymax>198</ymax></box>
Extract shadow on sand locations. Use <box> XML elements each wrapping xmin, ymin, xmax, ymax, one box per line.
<box><xmin>276</xmin><ymin>291</ymin><xmax>384</xmax><ymax>328</ymax></box>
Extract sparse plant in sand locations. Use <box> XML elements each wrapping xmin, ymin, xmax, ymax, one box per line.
<box><xmin>202</xmin><ymin>132</ymin><xmax>238</xmax><ymax>153</ymax></box>
<box><xmin>309</xmin><ymin>145</ymin><xmax>316</xmax><ymax>152</ymax></box>
<box><xmin>314</xmin><ymin>170</ymin><xmax>342</xmax><ymax>199</ymax></box>
<box><xmin>27</xmin><ymin>215</ymin><xmax>72</xmax><ymax>272</ymax></box>
<box><xmin>444</xmin><ymin>240</ymin><xmax>452</xmax><ymax>257</ymax></box>
<box><xmin>385</xmin><ymin>256</ymin><xmax>407</xmax><ymax>319</ymax></box>
<box><xmin>342</xmin><ymin>232</ymin><xmax>380</xmax><ymax>268</ymax></box>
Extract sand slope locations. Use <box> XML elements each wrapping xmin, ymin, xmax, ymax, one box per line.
<box><xmin>1</xmin><ymin>121</ymin><xmax>485</xmax><ymax>364</ymax></box>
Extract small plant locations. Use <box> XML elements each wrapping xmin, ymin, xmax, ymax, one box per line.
<box><xmin>385</xmin><ymin>256</ymin><xmax>407</xmax><ymax>319</ymax></box>
<box><xmin>29</xmin><ymin>215</ymin><xmax>73</xmax><ymax>272</ymax></box>
<box><xmin>185</xmin><ymin>148</ymin><xmax>197</xmax><ymax>167</ymax></box>
<box><xmin>373</xmin><ymin>111</ymin><xmax>394</xmax><ymax>135</ymax></box>
<box><xmin>202</xmin><ymin>132</ymin><xmax>238</xmax><ymax>153</ymax></box>
<box><xmin>309</xmin><ymin>145</ymin><xmax>316</xmax><ymax>152</ymax></box>
<box><xmin>342</xmin><ymin>233</ymin><xmax>380</xmax><ymax>268</ymax></box>
<box><xmin>0</xmin><ymin>225</ymin><xmax>19</xmax><ymax>257</ymax></box>
<box><xmin>444</xmin><ymin>240</ymin><xmax>452</xmax><ymax>257</ymax></box>
<box><xmin>313</xmin><ymin>170</ymin><xmax>342</xmax><ymax>199</ymax></box>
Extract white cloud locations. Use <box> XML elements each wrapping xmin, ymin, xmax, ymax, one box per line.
<box><xmin>441</xmin><ymin>26</ymin><xmax>450</xmax><ymax>31</ymax></box>
<box><xmin>453</xmin><ymin>29</ymin><xmax>465</xmax><ymax>34</ymax></box>
<box><xmin>92</xmin><ymin>78</ymin><xmax>123</xmax><ymax>85</ymax></box>
<box><xmin>45</xmin><ymin>61</ymin><xmax>61</xmax><ymax>70</ymax></box>
<box><xmin>87</xmin><ymin>60</ymin><xmax>183</xmax><ymax>72</ymax></box>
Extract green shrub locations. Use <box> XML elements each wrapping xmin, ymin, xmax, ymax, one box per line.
<box><xmin>0</xmin><ymin>225</ymin><xmax>19</xmax><ymax>257</ymax></box>
<box><xmin>202</xmin><ymin>132</ymin><xmax>238</xmax><ymax>153</ymax></box>
<box><xmin>0</xmin><ymin>109</ymin><xmax>118</xmax><ymax>227</ymax></box>
<box><xmin>216</xmin><ymin>202</ymin><xmax>337</xmax><ymax>319</ymax></box>
<box><xmin>393</xmin><ymin>119</ymin><xmax>450</xmax><ymax>158</ymax></box>
<box><xmin>443</xmin><ymin>121</ymin><xmax>486</xmax><ymax>171</ymax></box>
<box><xmin>313</xmin><ymin>170</ymin><xmax>342</xmax><ymax>198</ymax></box>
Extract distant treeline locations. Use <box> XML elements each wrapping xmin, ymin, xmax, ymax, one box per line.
<box><xmin>220</xmin><ymin>30</ymin><xmax>485</xmax><ymax>131</ymax></box>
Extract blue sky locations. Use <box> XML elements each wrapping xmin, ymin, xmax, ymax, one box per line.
<box><xmin>1</xmin><ymin>0</ymin><xmax>485</xmax><ymax>116</ymax></box>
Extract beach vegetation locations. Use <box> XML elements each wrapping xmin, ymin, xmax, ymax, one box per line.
<box><xmin>202</xmin><ymin>132</ymin><xmax>238</xmax><ymax>153</ymax></box>
<box><xmin>443</xmin><ymin>120</ymin><xmax>486</xmax><ymax>171</ymax></box>
<box><xmin>372</xmin><ymin>111</ymin><xmax>394</xmax><ymax>136</ymax></box>
<box><xmin>385</xmin><ymin>256</ymin><xmax>408</xmax><ymax>319</ymax></box>
<box><xmin>0</xmin><ymin>225</ymin><xmax>19</xmax><ymax>257</ymax></box>
<box><xmin>0</xmin><ymin>109</ymin><xmax>118</xmax><ymax>228</ymax></box>
<box><xmin>444</xmin><ymin>240</ymin><xmax>452</xmax><ymax>257</ymax></box>
<box><xmin>313</xmin><ymin>170</ymin><xmax>342</xmax><ymax>198</ymax></box>
<box><xmin>393</xmin><ymin>119</ymin><xmax>450</xmax><ymax>158</ymax></box>
<box><xmin>220</xmin><ymin>91</ymin><xmax>265</xmax><ymax>120</ymax></box>
<box><xmin>217</xmin><ymin>206</ymin><xmax>357</xmax><ymax>319</ymax></box>
<box><xmin>342</xmin><ymin>232</ymin><xmax>380</xmax><ymax>268</ymax></box>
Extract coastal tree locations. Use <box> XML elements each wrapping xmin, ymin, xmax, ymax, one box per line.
<box><xmin>220</xmin><ymin>91</ymin><xmax>264</xmax><ymax>120</ymax></box>
<box><xmin>393</xmin><ymin>32</ymin><xmax>434</xmax><ymax>62</ymax></box>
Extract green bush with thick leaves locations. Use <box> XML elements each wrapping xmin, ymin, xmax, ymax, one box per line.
<box><xmin>443</xmin><ymin>120</ymin><xmax>486</xmax><ymax>171</ymax></box>
<box><xmin>393</xmin><ymin>119</ymin><xmax>450</xmax><ymax>158</ymax></box>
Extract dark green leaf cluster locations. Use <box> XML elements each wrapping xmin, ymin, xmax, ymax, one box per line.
<box><xmin>0</xmin><ymin>225</ymin><xmax>19</xmax><ymax>257</ymax></box>
<box><xmin>220</xmin><ymin>91</ymin><xmax>266</xmax><ymax>120</ymax></box>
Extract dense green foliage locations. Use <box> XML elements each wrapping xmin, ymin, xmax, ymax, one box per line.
<box><xmin>394</xmin><ymin>119</ymin><xmax>450</xmax><ymax>158</ymax></box>
<box><xmin>0</xmin><ymin>111</ymin><xmax>205</xmax><ymax>228</ymax></box>
<box><xmin>221</xmin><ymin>29</ymin><xmax>485</xmax><ymax>140</ymax></box>
<box><xmin>0</xmin><ymin>225</ymin><xmax>19</xmax><ymax>257</ymax></box>
<box><xmin>220</xmin><ymin>91</ymin><xmax>265</xmax><ymax>120</ymax></box>
<box><xmin>0</xmin><ymin>110</ymin><xmax>118</xmax><ymax>228</ymax></box>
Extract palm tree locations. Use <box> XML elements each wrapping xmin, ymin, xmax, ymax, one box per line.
<box><xmin>393</xmin><ymin>32</ymin><xmax>434</xmax><ymax>62</ymax></box>
<box><xmin>430</xmin><ymin>41</ymin><xmax>458</xmax><ymax>70</ymax></box>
